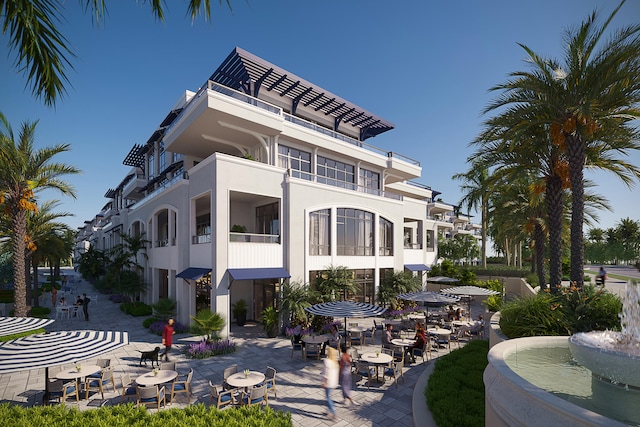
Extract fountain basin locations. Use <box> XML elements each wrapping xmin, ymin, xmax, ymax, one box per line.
<box><xmin>485</xmin><ymin>336</ymin><xmax>630</xmax><ymax>427</ymax></box>
<box><xmin>569</xmin><ymin>331</ymin><xmax>640</xmax><ymax>388</ymax></box>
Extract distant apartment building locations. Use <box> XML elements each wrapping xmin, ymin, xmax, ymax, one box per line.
<box><xmin>74</xmin><ymin>47</ymin><xmax>480</xmax><ymax>335</ymax></box>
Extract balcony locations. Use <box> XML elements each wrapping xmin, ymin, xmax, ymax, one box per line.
<box><xmin>122</xmin><ymin>173</ymin><xmax>146</xmax><ymax>200</ymax></box>
<box><xmin>287</xmin><ymin>169</ymin><xmax>402</xmax><ymax>201</ymax></box>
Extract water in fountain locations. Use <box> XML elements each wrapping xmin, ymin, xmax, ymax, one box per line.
<box><xmin>568</xmin><ymin>279</ymin><xmax>640</xmax><ymax>387</ymax></box>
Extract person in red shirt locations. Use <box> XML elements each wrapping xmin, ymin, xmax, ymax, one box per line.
<box><xmin>161</xmin><ymin>317</ymin><xmax>175</xmax><ymax>361</ymax></box>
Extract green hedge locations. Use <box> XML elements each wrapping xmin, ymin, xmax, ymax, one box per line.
<box><xmin>120</xmin><ymin>302</ymin><xmax>152</xmax><ymax>317</ymax></box>
<box><xmin>0</xmin><ymin>328</ymin><xmax>45</xmax><ymax>342</ymax></box>
<box><xmin>0</xmin><ymin>403</ymin><xmax>292</xmax><ymax>426</ymax></box>
<box><xmin>426</xmin><ymin>340</ymin><xmax>488</xmax><ymax>427</ymax></box>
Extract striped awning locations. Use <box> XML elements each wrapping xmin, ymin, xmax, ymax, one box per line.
<box><xmin>0</xmin><ymin>330</ymin><xmax>129</xmax><ymax>374</ymax></box>
<box><xmin>396</xmin><ymin>291</ymin><xmax>460</xmax><ymax>304</ymax></box>
<box><xmin>305</xmin><ymin>301</ymin><xmax>386</xmax><ymax>319</ymax></box>
<box><xmin>0</xmin><ymin>317</ymin><xmax>55</xmax><ymax>337</ymax></box>
<box><xmin>439</xmin><ymin>286</ymin><xmax>500</xmax><ymax>296</ymax></box>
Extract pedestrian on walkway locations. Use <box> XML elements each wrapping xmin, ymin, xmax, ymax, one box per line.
<box><xmin>82</xmin><ymin>294</ymin><xmax>90</xmax><ymax>321</ymax></box>
<box><xmin>161</xmin><ymin>318</ymin><xmax>175</xmax><ymax>361</ymax></box>
<box><xmin>339</xmin><ymin>343</ymin><xmax>356</xmax><ymax>407</ymax></box>
<box><xmin>51</xmin><ymin>286</ymin><xmax>57</xmax><ymax>307</ymax></box>
<box><xmin>321</xmin><ymin>346</ymin><xmax>339</xmax><ymax>420</ymax></box>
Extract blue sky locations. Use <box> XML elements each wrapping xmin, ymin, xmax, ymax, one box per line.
<box><xmin>2</xmin><ymin>0</ymin><xmax>639</xmax><ymax>237</ymax></box>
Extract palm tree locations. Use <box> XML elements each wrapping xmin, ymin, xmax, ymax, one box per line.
<box><xmin>1</xmin><ymin>0</ymin><xmax>232</xmax><ymax>106</ymax></box>
<box><xmin>0</xmin><ymin>113</ymin><xmax>79</xmax><ymax>316</ymax></box>
<box><xmin>481</xmin><ymin>1</ymin><xmax>640</xmax><ymax>287</ymax></box>
<box><xmin>453</xmin><ymin>162</ymin><xmax>491</xmax><ymax>268</ymax></box>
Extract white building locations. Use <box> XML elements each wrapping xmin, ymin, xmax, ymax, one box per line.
<box><xmin>74</xmin><ymin>47</ymin><xmax>480</xmax><ymax>336</ymax></box>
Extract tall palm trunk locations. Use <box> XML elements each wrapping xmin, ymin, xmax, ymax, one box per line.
<box><xmin>566</xmin><ymin>134</ymin><xmax>585</xmax><ymax>287</ymax></box>
<box><xmin>546</xmin><ymin>174</ymin><xmax>564</xmax><ymax>293</ymax></box>
<box><xmin>533</xmin><ymin>222</ymin><xmax>546</xmax><ymax>288</ymax></box>
<box><xmin>11</xmin><ymin>209</ymin><xmax>28</xmax><ymax>316</ymax></box>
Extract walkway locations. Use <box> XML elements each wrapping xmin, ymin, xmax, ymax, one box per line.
<box><xmin>0</xmin><ymin>269</ymin><xmax>484</xmax><ymax>426</ymax></box>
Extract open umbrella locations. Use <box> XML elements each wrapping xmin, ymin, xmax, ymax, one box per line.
<box><xmin>426</xmin><ymin>276</ymin><xmax>461</xmax><ymax>283</ymax></box>
<box><xmin>0</xmin><ymin>330</ymin><xmax>129</xmax><ymax>403</ymax></box>
<box><xmin>305</xmin><ymin>301</ymin><xmax>386</xmax><ymax>345</ymax></box>
<box><xmin>396</xmin><ymin>291</ymin><xmax>461</xmax><ymax>322</ymax></box>
<box><xmin>0</xmin><ymin>317</ymin><xmax>55</xmax><ymax>337</ymax></box>
<box><xmin>439</xmin><ymin>286</ymin><xmax>500</xmax><ymax>318</ymax></box>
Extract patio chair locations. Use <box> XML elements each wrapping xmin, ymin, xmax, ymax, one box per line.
<box><xmin>264</xmin><ymin>366</ymin><xmax>277</xmax><ymax>399</ymax></box>
<box><xmin>88</xmin><ymin>358</ymin><xmax>111</xmax><ymax>379</ymax></box>
<box><xmin>364</xmin><ymin>326</ymin><xmax>375</xmax><ymax>345</ymax></box>
<box><xmin>85</xmin><ymin>365</ymin><xmax>115</xmax><ymax>399</ymax></box>
<box><xmin>209</xmin><ymin>381</ymin><xmax>235</xmax><ymax>409</ymax></box>
<box><xmin>55</xmin><ymin>306</ymin><xmax>70</xmax><ymax>320</ymax></box>
<box><xmin>354</xmin><ymin>361</ymin><xmax>375</xmax><ymax>390</ymax></box>
<box><xmin>391</xmin><ymin>345</ymin><xmax>405</xmax><ymax>362</ymax></box>
<box><xmin>412</xmin><ymin>338</ymin><xmax>430</xmax><ymax>364</ymax></box>
<box><xmin>349</xmin><ymin>330</ymin><xmax>362</xmax><ymax>348</ymax></box>
<box><xmin>160</xmin><ymin>361</ymin><xmax>176</xmax><ymax>371</ymax></box>
<box><xmin>119</xmin><ymin>373</ymin><xmax>137</xmax><ymax>403</ymax></box>
<box><xmin>384</xmin><ymin>359</ymin><xmax>405</xmax><ymax>388</ymax></box>
<box><xmin>48</xmin><ymin>379</ymin><xmax>79</xmax><ymax>404</ymax></box>
<box><xmin>171</xmin><ymin>368</ymin><xmax>193</xmax><ymax>403</ymax></box>
<box><xmin>136</xmin><ymin>384</ymin><xmax>166</xmax><ymax>410</ymax></box>
<box><xmin>290</xmin><ymin>337</ymin><xmax>303</xmax><ymax>359</ymax></box>
<box><xmin>303</xmin><ymin>342</ymin><xmax>321</xmax><ymax>361</ymax></box>
<box><xmin>241</xmin><ymin>383</ymin><xmax>268</xmax><ymax>407</ymax></box>
<box><xmin>223</xmin><ymin>364</ymin><xmax>238</xmax><ymax>391</ymax></box>
<box><xmin>347</xmin><ymin>347</ymin><xmax>360</xmax><ymax>372</ymax></box>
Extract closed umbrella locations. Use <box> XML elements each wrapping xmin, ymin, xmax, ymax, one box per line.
<box><xmin>0</xmin><ymin>330</ymin><xmax>129</xmax><ymax>403</ymax></box>
<box><xmin>439</xmin><ymin>286</ymin><xmax>500</xmax><ymax>318</ymax></box>
<box><xmin>305</xmin><ymin>301</ymin><xmax>386</xmax><ymax>345</ymax></box>
<box><xmin>0</xmin><ymin>317</ymin><xmax>55</xmax><ymax>337</ymax></box>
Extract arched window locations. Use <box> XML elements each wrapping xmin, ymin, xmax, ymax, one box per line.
<box><xmin>337</xmin><ymin>208</ymin><xmax>373</xmax><ymax>256</ymax></box>
<box><xmin>309</xmin><ymin>209</ymin><xmax>330</xmax><ymax>255</ymax></box>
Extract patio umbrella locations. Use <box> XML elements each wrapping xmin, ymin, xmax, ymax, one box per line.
<box><xmin>396</xmin><ymin>291</ymin><xmax>461</xmax><ymax>321</ymax></box>
<box><xmin>304</xmin><ymin>301</ymin><xmax>387</xmax><ymax>345</ymax></box>
<box><xmin>439</xmin><ymin>286</ymin><xmax>500</xmax><ymax>318</ymax></box>
<box><xmin>0</xmin><ymin>330</ymin><xmax>129</xmax><ymax>403</ymax></box>
<box><xmin>426</xmin><ymin>276</ymin><xmax>461</xmax><ymax>283</ymax></box>
<box><xmin>0</xmin><ymin>317</ymin><xmax>55</xmax><ymax>337</ymax></box>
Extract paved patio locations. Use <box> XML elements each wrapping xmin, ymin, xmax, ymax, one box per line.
<box><xmin>0</xmin><ymin>269</ymin><xmax>485</xmax><ymax>426</ymax></box>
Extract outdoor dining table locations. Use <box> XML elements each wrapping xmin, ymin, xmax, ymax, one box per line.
<box><xmin>136</xmin><ymin>369</ymin><xmax>178</xmax><ymax>386</ymax></box>
<box><xmin>452</xmin><ymin>320</ymin><xmax>473</xmax><ymax>328</ymax></box>
<box><xmin>302</xmin><ymin>334</ymin><xmax>329</xmax><ymax>344</ymax></box>
<box><xmin>226</xmin><ymin>371</ymin><xmax>265</xmax><ymax>390</ymax></box>
<box><xmin>360</xmin><ymin>352</ymin><xmax>393</xmax><ymax>382</ymax></box>
<box><xmin>56</xmin><ymin>364</ymin><xmax>101</xmax><ymax>398</ymax></box>
<box><xmin>391</xmin><ymin>338</ymin><xmax>415</xmax><ymax>349</ymax></box>
<box><xmin>427</xmin><ymin>327</ymin><xmax>451</xmax><ymax>335</ymax></box>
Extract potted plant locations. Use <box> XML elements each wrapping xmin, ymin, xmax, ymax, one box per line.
<box><xmin>230</xmin><ymin>224</ymin><xmax>249</xmax><ymax>242</ymax></box>
<box><xmin>232</xmin><ymin>299</ymin><xmax>247</xmax><ymax>326</ymax></box>
<box><xmin>262</xmin><ymin>306</ymin><xmax>279</xmax><ymax>338</ymax></box>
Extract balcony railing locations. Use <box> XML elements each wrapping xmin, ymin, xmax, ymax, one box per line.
<box><xmin>229</xmin><ymin>233</ymin><xmax>280</xmax><ymax>243</ymax></box>
<box><xmin>287</xmin><ymin>169</ymin><xmax>402</xmax><ymax>201</ymax></box>
<box><xmin>192</xmin><ymin>234</ymin><xmax>212</xmax><ymax>244</ymax></box>
<box><xmin>129</xmin><ymin>172</ymin><xmax>188</xmax><ymax>210</ymax></box>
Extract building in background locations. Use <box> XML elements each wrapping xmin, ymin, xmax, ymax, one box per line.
<box><xmin>74</xmin><ymin>47</ymin><xmax>480</xmax><ymax>335</ymax></box>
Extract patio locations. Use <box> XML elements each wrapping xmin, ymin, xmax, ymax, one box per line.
<box><xmin>0</xmin><ymin>269</ymin><xmax>485</xmax><ymax>426</ymax></box>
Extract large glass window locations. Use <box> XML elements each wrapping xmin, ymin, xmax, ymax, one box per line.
<box><xmin>256</xmin><ymin>202</ymin><xmax>279</xmax><ymax>236</ymax></box>
<box><xmin>159</xmin><ymin>141</ymin><xmax>166</xmax><ymax>172</ymax></box>
<box><xmin>278</xmin><ymin>145</ymin><xmax>311</xmax><ymax>180</ymax></box>
<box><xmin>148</xmin><ymin>150</ymin><xmax>155</xmax><ymax>180</ymax></box>
<box><xmin>317</xmin><ymin>156</ymin><xmax>355</xmax><ymax>189</ymax></box>
<box><xmin>360</xmin><ymin>168</ymin><xmax>380</xmax><ymax>195</ymax></box>
<box><xmin>337</xmin><ymin>208</ymin><xmax>373</xmax><ymax>256</ymax></box>
<box><xmin>195</xmin><ymin>213</ymin><xmax>211</xmax><ymax>244</ymax></box>
<box><xmin>351</xmin><ymin>269</ymin><xmax>375</xmax><ymax>304</ymax></box>
<box><xmin>309</xmin><ymin>209</ymin><xmax>331</xmax><ymax>255</ymax></box>
<box><xmin>379</xmin><ymin>216</ymin><xmax>393</xmax><ymax>256</ymax></box>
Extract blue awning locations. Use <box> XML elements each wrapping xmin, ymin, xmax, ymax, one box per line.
<box><xmin>227</xmin><ymin>267</ymin><xmax>291</xmax><ymax>281</ymax></box>
<box><xmin>404</xmin><ymin>264</ymin><xmax>431</xmax><ymax>272</ymax></box>
<box><xmin>176</xmin><ymin>267</ymin><xmax>212</xmax><ymax>280</ymax></box>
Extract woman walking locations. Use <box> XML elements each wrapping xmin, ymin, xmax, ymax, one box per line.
<box><xmin>339</xmin><ymin>343</ymin><xmax>356</xmax><ymax>407</ymax></box>
<box><xmin>321</xmin><ymin>347</ymin><xmax>339</xmax><ymax>420</ymax></box>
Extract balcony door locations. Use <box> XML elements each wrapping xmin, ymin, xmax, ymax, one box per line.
<box><xmin>253</xmin><ymin>280</ymin><xmax>275</xmax><ymax>321</ymax></box>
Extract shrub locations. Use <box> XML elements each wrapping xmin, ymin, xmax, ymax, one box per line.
<box><xmin>499</xmin><ymin>285</ymin><xmax>622</xmax><ymax>338</ymax></box>
<box><xmin>0</xmin><ymin>290</ymin><xmax>14</xmax><ymax>303</ymax></box>
<box><xmin>0</xmin><ymin>328</ymin><xmax>46</xmax><ymax>342</ymax></box>
<box><xmin>149</xmin><ymin>319</ymin><xmax>189</xmax><ymax>335</ymax></box>
<box><xmin>143</xmin><ymin>317</ymin><xmax>158</xmax><ymax>328</ymax></box>
<box><xmin>120</xmin><ymin>302</ymin><xmax>152</xmax><ymax>317</ymax></box>
<box><xmin>29</xmin><ymin>306</ymin><xmax>51</xmax><ymax>318</ymax></box>
<box><xmin>426</xmin><ymin>340</ymin><xmax>488</xmax><ymax>427</ymax></box>
<box><xmin>186</xmin><ymin>339</ymin><xmax>237</xmax><ymax>359</ymax></box>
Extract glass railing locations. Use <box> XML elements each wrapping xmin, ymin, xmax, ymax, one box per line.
<box><xmin>129</xmin><ymin>172</ymin><xmax>188</xmax><ymax>210</ymax></box>
<box><xmin>287</xmin><ymin>169</ymin><xmax>402</xmax><ymax>201</ymax></box>
<box><xmin>229</xmin><ymin>233</ymin><xmax>280</xmax><ymax>243</ymax></box>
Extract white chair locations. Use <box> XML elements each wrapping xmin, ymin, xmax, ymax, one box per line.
<box><xmin>55</xmin><ymin>306</ymin><xmax>70</xmax><ymax>319</ymax></box>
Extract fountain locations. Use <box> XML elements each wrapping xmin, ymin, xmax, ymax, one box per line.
<box><xmin>485</xmin><ymin>281</ymin><xmax>640</xmax><ymax>427</ymax></box>
<box><xmin>568</xmin><ymin>280</ymin><xmax>640</xmax><ymax>388</ymax></box>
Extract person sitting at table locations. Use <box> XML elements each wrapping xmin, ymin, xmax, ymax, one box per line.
<box><xmin>293</xmin><ymin>322</ymin><xmax>306</xmax><ymax>348</ymax></box>
<box><xmin>406</xmin><ymin>325</ymin><xmax>427</xmax><ymax>363</ymax></box>
<box><xmin>447</xmin><ymin>305</ymin><xmax>456</xmax><ymax>321</ymax></box>
<box><xmin>322</xmin><ymin>324</ymin><xmax>341</xmax><ymax>355</ymax></box>
<box><xmin>458</xmin><ymin>315</ymin><xmax>484</xmax><ymax>337</ymax></box>
<box><xmin>382</xmin><ymin>324</ymin><xmax>393</xmax><ymax>348</ymax></box>
<box><xmin>454</xmin><ymin>308</ymin><xmax>463</xmax><ymax>321</ymax></box>
<box><xmin>59</xmin><ymin>297</ymin><xmax>67</xmax><ymax>306</ymax></box>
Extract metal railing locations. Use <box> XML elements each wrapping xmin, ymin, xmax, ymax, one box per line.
<box><xmin>287</xmin><ymin>169</ymin><xmax>402</xmax><ymax>201</ymax></box>
<box><xmin>229</xmin><ymin>233</ymin><xmax>280</xmax><ymax>244</ymax></box>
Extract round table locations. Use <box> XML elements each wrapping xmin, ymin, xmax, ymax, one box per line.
<box><xmin>391</xmin><ymin>338</ymin><xmax>415</xmax><ymax>349</ymax></box>
<box><xmin>302</xmin><ymin>334</ymin><xmax>329</xmax><ymax>344</ymax></box>
<box><xmin>56</xmin><ymin>364</ymin><xmax>101</xmax><ymax>399</ymax></box>
<box><xmin>427</xmin><ymin>327</ymin><xmax>451</xmax><ymax>335</ymax></box>
<box><xmin>452</xmin><ymin>320</ymin><xmax>473</xmax><ymax>328</ymax></box>
<box><xmin>360</xmin><ymin>352</ymin><xmax>393</xmax><ymax>382</ymax></box>
<box><xmin>226</xmin><ymin>371</ymin><xmax>266</xmax><ymax>389</ymax></box>
<box><xmin>136</xmin><ymin>369</ymin><xmax>178</xmax><ymax>386</ymax></box>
